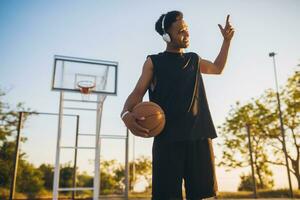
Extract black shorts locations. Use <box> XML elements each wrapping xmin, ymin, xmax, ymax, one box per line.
<box><xmin>152</xmin><ymin>138</ymin><xmax>218</xmax><ymax>200</ymax></box>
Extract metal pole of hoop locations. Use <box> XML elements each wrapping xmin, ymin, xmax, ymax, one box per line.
<box><xmin>9</xmin><ymin>112</ymin><xmax>23</xmax><ymax>200</ymax></box>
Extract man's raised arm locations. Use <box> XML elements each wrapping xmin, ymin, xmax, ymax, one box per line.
<box><xmin>200</xmin><ymin>14</ymin><xmax>235</xmax><ymax>75</ymax></box>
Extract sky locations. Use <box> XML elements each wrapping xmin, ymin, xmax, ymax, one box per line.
<box><xmin>1</xmin><ymin>0</ymin><xmax>300</xmax><ymax>191</ymax></box>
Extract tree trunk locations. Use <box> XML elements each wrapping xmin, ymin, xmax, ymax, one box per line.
<box><xmin>291</xmin><ymin>159</ymin><xmax>300</xmax><ymax>189</ymax></box>
<box><xmin>255</xmin><ymin>163</ymin><xmax>264</xmax><ymax>188</ymax></box>
<box><xmin>296</xmin><ymin>174</ymin><xmax>300</xmax><ymax>190</ymax></box>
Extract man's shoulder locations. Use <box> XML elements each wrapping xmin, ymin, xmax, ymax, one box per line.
<box><xmin>146</xmin><ymin>52</ymin><xmax>165</xmax><ymax>64</ymax></box>
<box><xmin>147</xmin><ymin>52</ymin><xmax>164</xmax><ymax>58</ymax></box>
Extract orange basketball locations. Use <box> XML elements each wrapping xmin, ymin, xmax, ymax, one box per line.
<box><xmin>132</xmin><ymin>101</ymin><xmax>165</xmax><ymax>137</ymax></box>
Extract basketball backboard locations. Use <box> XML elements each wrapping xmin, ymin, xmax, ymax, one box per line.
<box><xmin>52</xmin><ymin>55</ymin><xmax>118</xmax><ymax>95</ymax></box>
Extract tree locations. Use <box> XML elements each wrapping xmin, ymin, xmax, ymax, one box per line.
<box><xmin>59</xmin><ymin>163</ymin><xmax>74</xmax><ymax>188</ymax></box>
<box><xmin>262</xmin><ymin>72</ymin><xmax>300</xmax><ymax>188</ymax></box>
<box><xmin>16</xmin><ymin>160</ymin><xmax>44</xmax><ymax>198</ymax></box>
<box><xmin>238</xmin><ymin>173</ymin><xmax>255</xmax><ymax>191</ymax></box>
<box><xmin>77</xmin><ymin>172</ymin><xmax>93</xmax><ymax>187</ymax></box>
<box><xmin>238</xmin><ymin>173</ymin><xmax>274</xmax><ymax>191</ymax></box>
<box><xmin>218</xmin><ymin>99</ymin><xmax>275</xmax><ymax>189</ymax></box>
<box><xmin>0</xmin><ymin>141</ymin><xmax>16</xmax><ymax>187</ymax></box>
<box><xmin>218</xmin><ymin>72</ymin><xmax>300</xmax><ymax>189</ymax></box>
<box><xmin>131</xmin><ymin>156</ymin><xmax>152</xmax><ymax>191</ymax></box>
<box><xmin>0</xmin><ymin>88</ymin><xmax>42</xmax><ymax>198</ymax></box>
<box><xmin>114</xmin><ymin>156</ymin><xmax>152</xmax><ymax>192</ymax></box>
<box><xmin>100</xmin><ymin>159</ymin><xmax>124</xmax><ymax>194</ymax></box>
<box><xmin>0</xmin><ymin>88</ymin><xmax>31</xmax><ymax>186</ymax></box>
<box><xmin>38</xmin><ymin>164</ymin><xmax>54</xmax><ymax>190</ymax></box>
<box><xmin>0</xmin><ymin>90</ymin><xmax>31</xmax><ymax>143</ymax></box>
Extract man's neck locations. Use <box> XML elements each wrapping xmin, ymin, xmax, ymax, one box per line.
<box><xmin>165</xmin><ymin>45</ymin><xmax>184</xmax><ymax>53</ymax></box>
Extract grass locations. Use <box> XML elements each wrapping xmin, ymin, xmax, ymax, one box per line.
<box><xmin>218</xmin><ymin>189</ymin><xmax>300</xmax><ymax>198</ymax></box>
<box><xmin>1</xmin><ymin>188</ymin><xmax>300</xmax><ymax>199</ymax></box>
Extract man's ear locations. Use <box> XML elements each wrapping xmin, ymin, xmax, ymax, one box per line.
<box><xmin>166</xmin><ymin>30</ymin><xmax>173</xmax><ymax>42</ymax></box>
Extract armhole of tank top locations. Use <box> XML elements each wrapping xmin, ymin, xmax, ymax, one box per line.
<box><xmin>195</xmin><ymin>53</ymin><xmax>203</xmax><ymax>78</ymax></box>
<box><xmin>147</xmin><ymin>55</ymin><xmax>157</xmax><ymax>93</ymax></box>
<box><xmin>196</xmin><ymin>53</ymin><xmax>201</xmax><ymax>72</ymax></box>
<box><xmin>187</xmin><ymin>53</ymin><xmax>201</xmax><ymax>113</ymax></box>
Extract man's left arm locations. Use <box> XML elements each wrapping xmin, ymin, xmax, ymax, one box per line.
<box><xmin>200</xmin><ymin>15</ymin><xmax>235</xmax><ymax>75</ymax></box>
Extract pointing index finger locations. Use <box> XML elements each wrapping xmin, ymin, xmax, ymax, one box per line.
<box><xmin>226</xmin><ymin>14</ymin><xmax>230</xmax><ymax>26</ymax></box>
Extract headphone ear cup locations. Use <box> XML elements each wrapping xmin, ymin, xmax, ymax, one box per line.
<box><xmin>162</xmin><ymin>33</ymin><xmax>171</xmax><ymax>43</ymax></box>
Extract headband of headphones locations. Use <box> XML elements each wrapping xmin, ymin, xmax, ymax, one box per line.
<box><xmin>161</xmin><ymin>14</ymin><xmax>171</xmax><ymax>42</ymax></box>
<box><xmin>161</xmin><ymin>14</ymin><xmax>167</xmax><ymax>33</ymax></box>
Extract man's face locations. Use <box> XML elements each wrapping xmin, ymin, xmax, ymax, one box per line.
<box><xmin>168</xmin><ymin>19</ymin><xmax>190</xmax><ymax>48</ymax></box>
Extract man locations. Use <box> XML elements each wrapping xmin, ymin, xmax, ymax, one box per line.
<box><xmin>121</xmin><ymin>11</ymin><xmax>234</xmax><ymax>200</ymax></box>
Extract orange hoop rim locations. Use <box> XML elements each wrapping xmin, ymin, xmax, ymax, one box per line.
<box><xmin>77</xmin><ymin>81</ymin><xmax>95</xmax><ymax>94</ymax></box>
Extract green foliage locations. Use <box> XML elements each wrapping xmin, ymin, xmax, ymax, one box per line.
<box><xmin>77</xmin><ymin>172</ymin><xmax>93</xmax><ymax>187</ymax></box>
<box><xmin>218</xmin><ymin>98</ymin><xmax>275</xmax><ymax>189</ymax></box>
<box><xmin>0</xmin><ymin>88</ymin><xmax>41</xmax><ymax>198</ymax></box>
<box><xmin>99</xmin><ymin>156</ymin><xmax>152</xmax><ymax>194</ymax></box>
<box><xmin>131</xmin><ymin>156</ymin><xmax>152</xmax><ymax>190</ymax></box>
<box><xmin>264</xmin><ymin>72</ymin><xmax>300</xmax><ymax>188</ymax></box>
<box><xmin>238</xmin><ymin>173</ymin><xmax>274</xmax><ymax>191</ymax></box>
<box><xmin>0</xmin><ymin>90</ymin><xmax>31</xmax><ymax>143</ymax></box>
<box><xmin>99</xmin><ymin>159</ymin><xmax>123</xmax><ymax>194</ymax></box>
<box><xmin>0</xmin><ymin>88</ymin><xmax>152</xmax><ymax>197</ymax></box>
<box><xmin>59</xmin><ymin>163</ymin><xmax>74</xmax><ymax>188</ymax></box>
<box><xmin>38</xmin><ymin>164</ymin><xmax>54</xmax><ymax>190</ymax></box>
<box><xmin>114</xmin><ymin>156</ymin><xmax>152</xmax><ymax>192</ymax></box>
<box><xmin>16</xmin><ymin>161</ymin><xmax>44</xmax><ymax>198</ymax></box>
<box><xmin>218</xmin><ymin>72</ymin><xmax>300</xmax><ymax>189</ymax></box>
<box><xmin>0</xmin><ymin>141</ymin><xmax>15</xmax><ymax>187</ymax></box>
<box><xmin>0</xmin><ymin>89</ymin><xmax>34</xmax><ymax>191</ymax></box>
<box><xmin>238</xmin><ymin>174</ymin><xmax>255</xmax><ymax>191</ymax></box>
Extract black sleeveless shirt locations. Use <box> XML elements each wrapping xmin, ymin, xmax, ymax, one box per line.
<box><xmin>148</xmin><ymin>51</ymin><xmax>217</xmax><ymax>142</ymax></box>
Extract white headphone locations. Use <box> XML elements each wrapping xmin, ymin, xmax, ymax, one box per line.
<box><xmin>161</xmin><ymin>14</ymin><xmax>171</xmax><ymax>43</ymax></box>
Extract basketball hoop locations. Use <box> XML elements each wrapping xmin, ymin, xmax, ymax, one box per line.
<box><xmin>77</xmin><ymin>81</ymin><xmax>95</xmax><ymax>100</ymax></box>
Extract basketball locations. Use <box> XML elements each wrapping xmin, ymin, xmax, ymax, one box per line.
<box><xmin>132</xmin><ymin>101</ymin><xmax>165</xmax><ymax>137</ymax></box>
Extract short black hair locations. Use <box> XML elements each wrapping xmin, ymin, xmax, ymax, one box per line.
<box><xmin>155</xmin><ymin>11</ymin><xmax>183</xmax><ymax>36</ymax></box>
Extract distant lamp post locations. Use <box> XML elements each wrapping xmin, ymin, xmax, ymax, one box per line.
<box><xmin>269</xmin><ymin>52</ymin><xmax>293</xmax><ymax>198</ymax></box>
<box><xmin>296</xmin><ymin>64</ymin><xmax>300</xmax><ymax>88</ymax></box>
